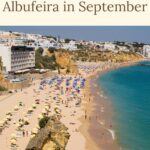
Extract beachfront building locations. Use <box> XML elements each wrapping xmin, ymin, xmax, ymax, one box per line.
<box><xmin>143</xmin><ymin>45</ymin><xmax>150</xmax><ymax>57</ymax></box>
<box><xmin>0</xmin><ymin>44</ymin><xmax>35</xmax><ymax>73</ymax></box>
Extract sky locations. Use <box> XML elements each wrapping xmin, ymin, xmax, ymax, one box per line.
<box><xmin>0</xmin><ymin>26</ymin><xmax>150</xmax><ymax>44</ymax></box>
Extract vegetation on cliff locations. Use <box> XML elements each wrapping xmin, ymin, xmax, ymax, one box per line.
<box><xmin>71</xmin><ymin>50</ymin><xmax>143</xmax><ymax>62</ymax></box>
<box><xmin>0</xmin><ymin>58</ymin><xmax>8</xmax><ymax>91</ymax></box>
<box><xmin>35</xmin><ymin>48</ymin><xmax>57</xmax><ymax>70</ymax></box>
<box><xmin>0</xmin><ymin>85</ymin><xmax>7</xmax><ymax>91</ymax></box>
<box><xmin>35</xmin><ymin>48</ymin><xmax>78</xmax><ymax>74</ymax></box>
<box><xmin>39</xmin><ymin>117</ymin><xmax>50</xmax><ymax>128</ymax></box>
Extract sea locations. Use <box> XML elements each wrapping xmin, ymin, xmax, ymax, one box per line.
<box><xmin>99</xmin><ymin>61</ymin><xmax>150</xmax><ymax>150</ymax></box>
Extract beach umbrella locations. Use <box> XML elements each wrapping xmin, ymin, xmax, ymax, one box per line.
<box><xmin>14</xmin><ymin>106</ymin><xmax>19</xmax><ymax>111</ymax></box>
<box><xmin>30</xmin><ymin>134</ymin><xmax>35</xmax><ymax>139</ymax></box>
<box><xmin>6</xmin><ymin>112</ymin><xmax>12</xmax><ymax>116</ymax></box>
<box><xmin>54</xmin><ymin>107</ymin><xmax>61</xmax><ymax>114</ymax></box>
<box><xmin>16</xmin><ymin>123</ymin><xmax>21</xmax><ymax>127</ymax></box>
<box><xmin>28</xmin><ymin>107</ymin><xmax>33</xmax><ymax>111</ymax></box>
<box><xmin>0</xmin><ymin>121</ymin><xmax>4</xmax><ymax>127</ymax></box>
<box><xmin>32</xmin><ymin>104</ymin><xmax>36</xmax><ymax>109</ymax></box>
<box><xmin>19</xmin><ymin>101</ymin><xmax>23</xmax><ymax>106</ymax></box>
<box><xmin>38</xmin><ymin>114</ymin><xmax>43</xmax><ymax>119</ymax></box>
<box><xmin>32</xmin><ymin>128</ymin><xmax>38</xmax><ymax>134</ymax></box>
<box><xmin>45</xmin><ymin>106</ymin><xmax>49</xmax><ymax>110</ymax></box>
<box><xmin>10</xmin><ymin>139</ymin><xmax>17</xmax><ymax>143</ymax></box>
<box><xmin>4</xmin><ymin>118</ymin><xmax>8</xmax><ymax>122</ymax></box>
<box><xmin>6</xmin><ymin>116</ymin><xmax>11</xmax><ymax>120</ymax></box>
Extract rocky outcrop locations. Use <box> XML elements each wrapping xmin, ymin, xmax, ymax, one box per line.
<box><xmin>46</xmin><ymin>48</ymin><xmax>78</xmax><ymax>74</ymax></box>
<box><xmin>26</xmin><ymin>116</ymin><xmax>70</xmax><ymax>150</ymax></box>
<box><xmin>0</xmin><ymin>56</ymin><xmax>26</xmax><ymax>90</ymax></box>
<box><xmin>0</xmin><ymin>57</ymin><xmax>9</xmax><ymax>90</ymax></box>
<box><xmin>55</xmin><ymin>51</ymin><xmax>78</xmax><ymax>74</ymax></box>
<box><xmin>35</xmin><ymin>48</ymin><xmax>78</xmax><ymax>74</ymax></box>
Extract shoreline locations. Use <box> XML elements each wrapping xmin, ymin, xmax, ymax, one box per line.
<box><xmin>0</xmin><ymin>60</ymin><xmax>144</xmax><ymax>150</ymax></box>
<box><xmin>79</xmin><ymin>60</ymin><xmax>142</xmax><ymax>150</ymax></box>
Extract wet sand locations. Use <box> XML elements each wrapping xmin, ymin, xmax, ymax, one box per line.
<box><xmin>80</xmin><ymin>75</ymin><xmax>120</xmax><ymax>150</ymax></box>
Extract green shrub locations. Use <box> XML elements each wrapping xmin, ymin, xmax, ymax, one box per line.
<box><xmin>39</xmin><ymin>117</ymin><xmax>49</xmax><ymax>128</ymax></box>
<box><xmin>0</xmin><ymin>86</ymin><xmax>7</xmax><ymax>91</ymax></box>
<box><xmin>35</xmin><ymin>48</ymin><xmax>58</xmax><ymax>70</ymax></box>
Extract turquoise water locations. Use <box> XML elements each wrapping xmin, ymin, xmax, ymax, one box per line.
<box><xmin>99</xmin><ymin>61</ymin><xmax>150</xmax><ymax>150</ymax></box>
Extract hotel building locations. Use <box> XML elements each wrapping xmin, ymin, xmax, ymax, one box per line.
<box><xmin>0</xmin><ymin>45</ymin><xmax>35</xmax><ymax>73</ymax></box>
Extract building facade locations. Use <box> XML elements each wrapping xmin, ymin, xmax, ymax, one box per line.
<box><xmin>0</xmin><ymin>45</ymin><xmax>35</xmax><ymax>73</ymax></box>
<box><xmin>143</xmin><ymin>45</ymin><xmax>150</xmax><ymax>57</ymax></box>
<box><xmin>104</xmin><ymin>42</ymin><xmax>116</xmax><ymax>51</ymax></box>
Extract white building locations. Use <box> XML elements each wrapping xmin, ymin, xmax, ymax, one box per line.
<box><xmin>104</xmin><ymin>42</ymin><xmax>116</xmax><ymax>51</ymax></box>
<box><xmin>0</xmin><ymin>31</ymin><xmax>11</xmax><ymax>36</ymax></box>
<box><xmin>116</xmin><ymin>46</ymin><xmax>130</xmax><ymax>52</ymax></box>
<box><xmin>62</xmin><ymin>40</ymin><xmax>78</xmax><ymax>51</ymax></box>
<box><xmin>0</xmin><ymin>44</ymin><xmax>35</xmax><ymax>73</ymax></box>
<box><xmin>143</xmin><ymin>45</ymin><xmax>150</xmax><ymax>57</ymax></box>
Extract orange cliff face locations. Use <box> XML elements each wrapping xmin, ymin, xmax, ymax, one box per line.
<box><xmin>0</xmin><ymin>57</ymin><xmax>12</xmax><ymax>90</ymax></box>
<box><xmin>44</xmin><ymin>48</ymin><xmax>78</xmax><ymax>74</ymax></box>
<box><xmin>55</xmin><ymin>51</ymin><xmax>79</xmax><ymax>74</ymax></box>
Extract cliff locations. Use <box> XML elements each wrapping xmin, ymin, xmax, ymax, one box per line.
<box><xmin>73</xmin><ymin>50</ymin><xmax>143</xmax><ymax>62</ymax></box>
<box><xmin>26</xmin><ymin>116</ymin><xmax>70</xmax><ymax>150</ymax></box>
<box><xmin>55</xmin><ymin>51</ymin><xmax>78</xmax><ymax>74</ymax></box>
<box><xmin>0</xmin><ymin>57</ymin><xmax>9</xmax><ymax>91</ymax></box>
<box><xmin>42</xmin><ymin>48</ymin><xmax>78</xmax><ymax>74</ymax></box>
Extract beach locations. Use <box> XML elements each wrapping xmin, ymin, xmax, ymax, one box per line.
<box><xmin>0</xmin><ymin>60</ymin><xmax>142</xmax><ymax>150</ymax></box>
<box><xmin>0</xmin><ymin>74</ymin><xmax>87</xmax><ymax>150</ymax></box>
<box><xmin>80</xmin><ymin>72</ymin><xmax>120</xmax><ymax>150</ymax></box>
<box><xmin>78</xmin><ymin>61</ymin><xmax>141</xmax><ymax>150</ymax></box>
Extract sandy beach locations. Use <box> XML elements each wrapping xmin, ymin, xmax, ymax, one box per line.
<box><xmin>78</xmin><ymin>60</ymin><xmax>142</xmax><ymax>150</ymax></box>
<box><xmin>80</xmin><ymin>74</ymin><xmax>120</xmax><ymax>150</ymax></box>
<box><xmin>0</xmin><ymin>74</ymin><xmax>87</xmax><ymax>150</ymax></box>
<box><xmin>0</xmin><ymin>60</ymin><xmax>142</xmax><ymax>150</ymax></box>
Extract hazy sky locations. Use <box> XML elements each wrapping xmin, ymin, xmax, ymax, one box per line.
<box><xmin>0</xmin><ymin>26</ymin><xmax>150</xmax><ymax>44</ymax></box>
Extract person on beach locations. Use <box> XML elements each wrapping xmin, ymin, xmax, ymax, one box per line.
<box><xmin>84</xmin><ymin>110</ymin><xmax>87</xmax><ymax>120</ymax></box>
<box><xmin>85</xmin><ymin>114</ymin><xmax>87</xmax><ymax>120</ymax></box>
<box><xmin>89</xmin><ymin>116</ymin><xmax>91</xmax><ymax>121</ymax></box>
<box><xmin>96</xmin><ymin>115</ymin><xmax>98</xmax><ymax>120</ymax></box>
<box><xmin>89</xmin><ymin>97</ymin><xmax>91</xmax><ymax>102</ymax></box>
<box><xmin>23</xmin><ymin>131</ymin><xmax>25</xmax><ymax>137</ymax></box>
<box><xmin>26</xmin><ymin>131</ymin><xmax>28</xmax><ymax>137</ymax></box>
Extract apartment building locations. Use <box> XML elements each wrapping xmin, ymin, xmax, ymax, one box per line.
<box><xmin>0</xmin><ymin>44</ymin><xmax>35</xmax><ymax>73</ymax></box>
<box><xmin>104</xmin><ymin>42</ymin><xmax>116</xmax><ymax>51</ymax></box>
<box><xmin>143</xmin><ymin>45</ymin><xmax>150</xmax><ymax>57</ymax></box>
<box><xmin>62</xmin><ymin>41</ymin><xmax>78</xmax><ymax>51</ymax></box>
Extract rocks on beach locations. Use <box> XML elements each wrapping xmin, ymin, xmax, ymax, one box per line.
<box><xmin>26</xmin><ymin>115</ymin><xmax>70</xmax><ymax>150</ymax></box>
